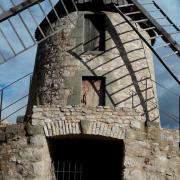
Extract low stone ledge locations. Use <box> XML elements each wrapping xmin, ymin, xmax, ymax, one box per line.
<box><xmin>31</xmin><ymin>105</ymin><xmax>145</xmax><ymax>127</ymax></box>
<box><xmin>30</xmin><ymin>105</ymin><xmax>179</xmax><ymax>145</ymax></box>
<box><xmin>0</xmin><ymin>124</ymin><xmax>26</xmax><ymax>142</ymax></box>
<box><xmin>5</xmin><ymin>124</ymin><xmax>26</xmax><ymax>139</ymax></box>
<box><xmin>32</xmin><ymin>105</ymin><xmax>142</xmax><ymax>116</ymax></box>
<box><xmin>147</xmin><ymin>126</ymin><xmax>179</xmax><ymax>145</ymax></box>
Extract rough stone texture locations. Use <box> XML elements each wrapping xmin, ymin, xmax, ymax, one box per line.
<box><xmin>27</xmin><ymin>11</ymin><xmax>159</xmax><ymax>123</ymax></box>
<box><xmin>32</xmin><ymin>105</ymin><xmax>143</xmax><ymax>139</ymax></box>
<box><xmin>1</xmin><ymin>105</ymin><xmax>179</xmax><ymax>180</ymax></box>
<box><xmin>1</xmin><ymin>8</ymin><xmax>178</xmax><ymax>180</ymax></box>
<box><xmin>0</xmin><ymin>123</ymin><xmax>52</xmax><ymax>180</ymax></box>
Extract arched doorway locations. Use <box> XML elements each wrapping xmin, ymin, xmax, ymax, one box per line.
<box><xmin>48</xmin><ymin>135</ymin><xmax>125</xmax><ymax>180</ymax></box>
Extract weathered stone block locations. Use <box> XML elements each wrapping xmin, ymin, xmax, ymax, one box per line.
<box><xmin>124</xmin><ymin>167</ymin><xmax>146</xmax><ymax>180</ymax></box>
<box><xmin>126</xmin><ymin>129</ymin><xmax>146</xmax><ymax>140</ymax></box>
<box><xmin>26</xmin><ymin>124</ymin><xmax>44</xmax><ymax>136</ymax></box>
<box><xmin>29</xmin><ymin>135</ymin><xmax>46</xmax><ymax>146</ymax></box>
<box><xmin>130</xmin><ymin>121</ymin><xmax>144</xmax><ymax>130</ymax></box>
<box><xmin>80</xmin><ymin>120</ymin><xmax>91</xmax><ymax>134</ymax></box>
<box><xmin>5</xmin><ymin>124</ymin><xmax>26</xmax><ymax>140</ymax></box>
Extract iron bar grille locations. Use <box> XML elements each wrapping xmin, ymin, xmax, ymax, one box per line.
<box><xmin>53</xmin><ymin>161</ymin><xmax>83</xmax><ymax>180</ymax></box>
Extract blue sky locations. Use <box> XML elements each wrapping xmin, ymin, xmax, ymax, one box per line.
<box><xmin>151</xmin><ymin>0</ymin><xmax>180</xmax><ymax>128</ymax></box>
<box><xmin>0</xmin><ymin>0</ymin><xmax>179</xmax><ymax>129</ymax></box>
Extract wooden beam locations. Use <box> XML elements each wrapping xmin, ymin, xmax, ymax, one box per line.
<box><xmin>114</xmin><ymin>5</ymin><xmax>180</xmax><ymax>84</ymax></box>
<box><xmin>128</xmin><ymin>0</ymin><xmax>180</xmax><ymax>56</ymax></box>
<box><xmin>152</xmin><ymin>1</ymin><xmax>180</xmax><ymax>32</ymax></box>
<box><xmin>0</xmin><ymin>0</ymin><xmax>44</xmax><ymax>23</ymax></box>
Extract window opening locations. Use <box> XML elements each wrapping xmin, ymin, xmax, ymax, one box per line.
<box><xmin>81</xmin><ymin>76</ymin><xmax>105</xmax><ymax>106</ymax></box>
<box><xmin>84</xmin><ymin>13</ymin><xmax>105</xmax><ymax>51</ymax></box>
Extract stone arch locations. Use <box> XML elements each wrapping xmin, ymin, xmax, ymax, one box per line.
<box><xmin>44</xmin><ymin>119</ymin><xmax>126</xmax><ymax>140</ymax></box>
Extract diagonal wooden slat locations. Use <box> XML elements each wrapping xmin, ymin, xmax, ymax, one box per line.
<box><xmin>114</xmin><ymin>0</ymin><xmax>180</xmax><ymax>84</ymax></box>
<box><xmin>127</xmin><ymin>0</ymin><xmax>180</xmax><ymax>56</ymax></box>
<box><xmin>0</xmin><ymin>0</ymin><xmax>44</xmax><ymax>23</ymax></box>
<box><xmin>0</xmin><ymin>0</ymin><xmax>68</xmax><ymax>64</ymax></box>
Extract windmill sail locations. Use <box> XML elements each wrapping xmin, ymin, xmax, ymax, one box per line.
<box><xmin>0</xmin><ymin>0</ymin><xmax>179</xmax><ymax>84</ymax></box>
<box><xmin>0</xmin><ymin>0</ymin><xmax>70</xmax><ymax>64</ymax></box>
<box><xmin>114</xmin><ymin>0</ymin><xmax>180</xmax><ymax>84</ymax></box>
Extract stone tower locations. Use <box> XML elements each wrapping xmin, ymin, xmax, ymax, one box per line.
<box><xmin>0</xmin><ymin>1</ymin><xmax>179</xmax><ymax>180</ymax></box>
<box><xmin>27</xmin><ymin>0</ymin><xmax>159</xmax><ymax>123</ymax></box>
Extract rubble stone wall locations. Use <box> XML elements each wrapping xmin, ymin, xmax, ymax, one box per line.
<box><xmin>0</xmin><ymin>105</ymin><xmax>179</xmax><ymax>180</ymax></box>
<box><xmin>0</xmin><ymin>124</ymin><xmax>52</xmax><ymax>180</ymax></box>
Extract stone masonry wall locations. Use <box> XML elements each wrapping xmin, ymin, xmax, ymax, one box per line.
<box><xmin>27</xmin><ymin>11</ymin><xmax>159</xmax><ymax>123</ymax></box>
<box><xmin>0</xmin><ymin>105</ymin><xmax>179</xmax><ymax>180</ymax></box>
<box><xmin>0</xmin><ymin>124</ymin><xmax>52</xmax><ymax>180</ymax></box>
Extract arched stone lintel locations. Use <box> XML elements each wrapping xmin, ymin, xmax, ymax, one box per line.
<box><xmin>44</xmin><ymin>120</ymin><xmax>126</xmax><ymax>139</ymax></box>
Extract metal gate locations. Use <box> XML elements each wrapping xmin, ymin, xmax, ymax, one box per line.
<box><xmin>53</xmin><ymin>161</ymin><xmax>83</xmax><ymax>180</ymax></box>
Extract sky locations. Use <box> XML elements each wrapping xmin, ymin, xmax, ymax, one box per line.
<box><xmin>0</xmin><ymin>0</ymin><xmax>179</xmax><ymax>129</ymax></box>
<box><xmin>150</xmin><ymin>0</ymin><xmax>180</xmax><ymax>128</ymax></box>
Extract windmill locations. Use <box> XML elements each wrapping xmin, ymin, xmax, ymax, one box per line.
<box><xmin>0</xmin><ymin>1</ymin><xmax>180</xmax><ymax>179</ymax></box>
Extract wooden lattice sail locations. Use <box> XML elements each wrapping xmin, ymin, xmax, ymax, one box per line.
<box><xmin>0</xmin><ymin>0</ymin><xmax>179</xmax><ymax>83</ymax></box>
<box><xmin>0</xmin><ymin>0</ymin><xmax>180</xmax><ymax>123</ymax></box>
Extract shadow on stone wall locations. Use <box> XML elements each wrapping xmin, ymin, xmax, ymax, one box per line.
<box><xmin>26</xmin><ymin>6</ymin><xmax>159</xmax><ymax>123</ymax></box>
<box><xmin>68</xmin><ymin>14</ymin><xmax>159</xmax><ymax>123</ymax></box>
